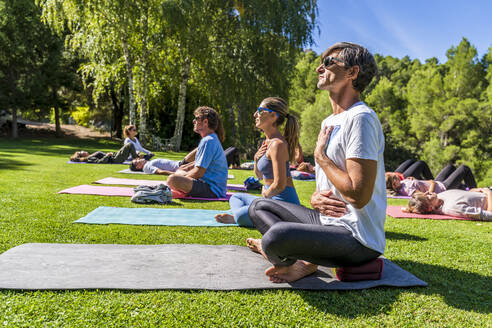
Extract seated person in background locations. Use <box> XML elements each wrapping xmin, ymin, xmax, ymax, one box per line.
<box><xmin>166</xmin><ymin>106</ymin><xmax>228</xmax><ymax>198</ymax></box>
<box><xmin>224</xmin><ymin>146</ymin><xmax>241</xmax><ymax>168</ymax></box>
<box><xmin>123</xmin><ymin>125</ymin><xmax>154</xmax><ymax>160</ymax></box>
<box><xmin>70</xmin><ymin>143</ymin><xmax>140</xmax><ymax>164</ymax></box>
<box><xmin>386</xmin><ymin>163</ymin><xmax>477</xmax><ymax>196</ymax></box>
<box><xmin>289</xmin><ymin>144</ymin><xmax>305</xmax><ymax>169</ymax></box>
<box><xmin>129</xmin><ymin>148</ymin><xmax>197</xmax><ymax>175</ymax></box>
<box><xmin>404</xmin><ymin>188</ymin><xmax>492</xmax><ymax>221</ymax></box>
<box><xmin>296</xmin><ymin>162</ymin><xmax>315</xmax><ymax>174</ymax></box>
<box><xmin>215</xmin><ymin>97</ymin><xmax>301</xmax><ymax>226</ymax></box>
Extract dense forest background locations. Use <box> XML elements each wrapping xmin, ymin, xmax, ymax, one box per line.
<box><xmin>1</xmin><ymin>0</ymin><xmax>490</xmax><ymax>185</ymax></box>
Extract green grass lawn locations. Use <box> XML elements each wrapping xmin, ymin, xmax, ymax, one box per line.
<box><xmin>0</xmin><ymin>137</ymin><xmax>490</xmax><ymax>327</ymax></box>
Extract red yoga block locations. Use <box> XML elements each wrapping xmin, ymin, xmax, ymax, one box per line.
<box><xmin>335</xmin><ymin>258</ymin><xmax>384</xmax><ymax>282</ymax></box>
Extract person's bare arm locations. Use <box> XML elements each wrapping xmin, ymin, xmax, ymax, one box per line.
<box><xmin>310</xmin><ymin>190</ymin><xmax>347</xmax><ymax>217</ymax></box>
<box><xmin>262</xmin><ymin>140</ymin><xmax>288</xmax><ymax>198</ymax></box>
<box><xmin>180</xmin><ymin>162</ymin><xmax>195</xmax><ymax>171</ymax></box>
<box><xmin>183</xmin><ymin>148</ymin><xmax>198</xmax><ymax>163</ymax></box>
<box><xmin>185</xmin><ymin>166</ymin><xmax>206</xmax><ymax>179</ymax></box>
<box><xmin>314</xmin><ymin>126</ymin><xmax>377</xmax><ymax>209</ymax></box>
<box><xmin>483</xmin><ymin>188</ymin><xmax>492</xmax><ymax>211</ymax></box>
<box><xmin>427</xmin><ymin>180</ymin><xmax>436</xmax><ymax>193</ymax></box>
<box><xmin>154</xmin><ymin>169</ymin><xmax>175</xmax><ymax>175</ymax></box>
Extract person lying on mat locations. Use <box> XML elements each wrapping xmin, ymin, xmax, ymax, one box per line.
<box><xmin>215</xmin><ymin>97</ymin><xmax>301</xmax><ymax>226</ymax></box>
<box><xmin>245</xmin><ymin>42</ymin><xmax>385</xmax><ymax>283</ymax></box>
<box><xmin>404</xmin><ymin>189</ymin><xmax>492</xmax><ymax>221</ymax></box>
<box><xmin>123</xmin><ymin>125</ymin><xmax>154</xmax><ymax>160</ymax></box>
<box><xmin>386</xmin><ymin>163</ymin><xmax>477</xmax><ymax>196</ymax></box>
<box><xmin>70</xmin><ymin>143</ymin><xmax>141</xmax><ymax>164</ymax></box>
<box><xmin>166</xmin><ymin>106</ymin><xmax>228</xmax><ymax>198</ymax></box>
<box><xmin>129</xmin><ymin>148</ymin><xmax>198</xmax><ymax>175</ymax></box>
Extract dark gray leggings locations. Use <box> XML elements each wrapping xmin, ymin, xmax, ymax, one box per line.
<box><xmin>435</xmin><ymin>164</ymin><xmax>477</xmax><ymax>189</ymax></box>
<box><xmin>248</xmin><ymin>199</ymin><xmax>380</xmax><ymax>267</ymax></box>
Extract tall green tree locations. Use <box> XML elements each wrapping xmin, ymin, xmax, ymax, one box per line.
<box><xmin>40</xmin><ymin>0</ymin><xmax>162</xmax><ymax>143</ymax></box>
<box><xmin>0</xmin><ymin>0</ymin><xmax>75</xmax><ymax>138</ymax></box>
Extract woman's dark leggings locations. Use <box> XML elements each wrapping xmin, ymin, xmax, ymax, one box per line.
<box><xmin>248</xmin><ymin>199</ymin><xmax>380</xmax><ymax>268</ymax></box>
<box><xmin>435</xmin><ymin>164</ymin><xmax>477</xmax><ymax>189</ymax></box>
<box><xmin>395</xmin><ymin>159</ymin><xmax>434</xmax><ymax>180</ymax></box>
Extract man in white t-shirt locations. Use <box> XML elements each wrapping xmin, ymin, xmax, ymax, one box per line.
<box><xmin>246</xmin><ymin>42</ymin><xmax>385</xmax><ymax>283</ymax></box>
<box><xmin>129</xmin><ymin>148</ymin><xmax>197</xmax><ymax>175</ymax></box>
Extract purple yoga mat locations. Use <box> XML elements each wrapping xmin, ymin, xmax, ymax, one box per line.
<box><xmin>93</xmin><ymin>177</ymin><xmax>247</xmax><ymax>191</ymax></box>
<box><xmin>58</xmin><ymin>185</ymin><xmax>232</xmax><ymax>201</ymax></box>
<box><xmin>386</xmin><ymin>205</ymin><xmax>475</xmax><ymax>221</ymax></box>
<box><xmin>387</xmin><ymin>195</ymin><xmax>411</xmax><ymax>199</ymax></box>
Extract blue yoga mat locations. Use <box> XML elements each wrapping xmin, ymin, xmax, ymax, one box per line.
<box><xmin>75</xmin><ymin>206</ymin><xmax>237</xmax><ymax>226</ymax></box>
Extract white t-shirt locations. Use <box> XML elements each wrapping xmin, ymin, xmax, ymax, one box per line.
<box><xmin>143</xmin><ymin>159</ymin><xmax>180</xmax><ymax>174</ymax></box>
<box><xmin>438</xmin><ymin>189</ymin><xmax>492</xmax><ymax>220</ymax></box>
<box><xmin>315</xmin><ymin>102</ymin><xmax>387</xmax><ymax>254</ymax></box>
<box><xmin>124</xmin><ymin>137</ymin><xmax>151</xmax><ymax>159</ymax></box>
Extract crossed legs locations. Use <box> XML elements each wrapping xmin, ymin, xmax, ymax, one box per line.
<box><xmin>247</xmin><ymin>199</ymin><xmax>380</xmax><ymax>282</ymax></box>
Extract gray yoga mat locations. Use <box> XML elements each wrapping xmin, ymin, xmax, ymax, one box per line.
<box><xmin>118</xmin><ymin>168</ymin><xmax>235</xmax><ymax>179</ymax></box>
<box><xmin>0</xmin><ymin>243</ymin><xmax>427</xmax><ymax>290</ymax></box>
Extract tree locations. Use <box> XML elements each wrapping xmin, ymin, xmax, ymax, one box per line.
<box><xmin>288</xmin><ymin>50</ymin><xmax>320</xmax><ymax>117</ymax></box>
<box><xmin>299</xmin><ymin>91</ymin><xmax>332</xmax><ymax>154</ymax></box>
<box><xmin>0</xmin><ymin>0</ymin><xmax>75</xmax><ymax>138</ymax></box>
<box><xmin>40</xmin><ymin>0</ymin><xmax>162</xmax><ymax>142</ymax></box>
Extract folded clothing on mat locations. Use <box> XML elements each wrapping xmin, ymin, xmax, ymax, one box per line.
<box><xmin>131</xmin><ymin>184</ymin><xmax>173</xmax><ymax>204</ymax></box>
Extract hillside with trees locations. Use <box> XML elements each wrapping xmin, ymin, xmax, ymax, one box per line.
<box><xmin>1</xmin><ymin>0</ymin><xmax>490</xmax><ymax>184</ymax></box>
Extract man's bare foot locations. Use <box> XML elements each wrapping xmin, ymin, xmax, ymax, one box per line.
<box><xmin>246</xmin><ymin>238</ymin><xmax>267</xmax><ymax>259</ymax></box>
<box><xmin>265</xmin><ymin>260</ymin><xmax>318</xmax><ymax>283</ymax></box>
<box><xmin>214</xmin><ymin>213</ymin><xmax>236</xmax><ymax>224</ymax></box>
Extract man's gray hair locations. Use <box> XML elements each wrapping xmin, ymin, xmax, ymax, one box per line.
<box><xmin>322</xmin><ymin>42</ymin><xmax>377</xmax><ymax>92</ymax></box>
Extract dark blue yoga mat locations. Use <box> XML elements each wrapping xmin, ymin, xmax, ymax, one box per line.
<box><xmin>75</xmin><ymin>206</ymin><xmax>237</xmax><ymax>226</ymax></box>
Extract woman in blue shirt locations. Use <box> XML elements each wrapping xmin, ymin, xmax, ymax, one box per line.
<box><xmin>215</xmin><ymin>97</ymin><xmax>300</xmax><ymax>226</ymax></box>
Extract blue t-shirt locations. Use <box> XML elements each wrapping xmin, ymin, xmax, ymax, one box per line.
<box><xmin>195</xmin><ymin>133</ymin><xmax>228</xmax><ymax>197</ymax></box>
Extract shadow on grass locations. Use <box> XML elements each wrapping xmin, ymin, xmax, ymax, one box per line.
<box><xmin>0</xmin><ymin>138</ymin><xmax>125</xmax><ymax>158</ymax></box>
<box><xmin>296</xmin><ymin>259</ymin><xmax>491</xmax><ymax>317</ymax></box>
<box><xmin>0</xmin><ymin>158</ymin><xmax>33</xmax><ymax>171</ymax></box>
<box><xmin>385</xmin><ymin>231</ymin><xmax>427</xmax><ymax>241</ymax></box>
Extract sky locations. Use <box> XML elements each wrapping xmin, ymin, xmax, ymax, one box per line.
<box><xmin>309</xmin><ymin>0</ymin><xmax>492</xmax><ymax>63</ymax></box>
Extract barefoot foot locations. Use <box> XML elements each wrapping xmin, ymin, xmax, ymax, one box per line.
<box><xmin>246</xmin><ymin>238</ymin><xmax>267</xmax><ymax>259</ymax></box>
<box><xmin>265</xmin><ymin>261</ymin><xmax>318</xmax><ymax>283</ymax></box>
<box><xmin>214</xmin><ymin>213</ymin><xmax>236</xmax><ymax>224</ymax></box>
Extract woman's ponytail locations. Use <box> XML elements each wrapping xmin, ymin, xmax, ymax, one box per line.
<box><xmin>283</xmin><ymin>114</ymin><xmax>300</xmax><ymax>163</ymax></box>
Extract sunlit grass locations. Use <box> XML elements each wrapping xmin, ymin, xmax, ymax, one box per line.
<box><xmin>0</xmin><ymin>138</ymin><xmax>490</xmax><ymax>327</ymax></box>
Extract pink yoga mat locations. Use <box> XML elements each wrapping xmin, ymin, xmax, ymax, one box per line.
<box><xmin>386</xmin><ymin>205</ymin><xmax>475</xmax><ymax>221</ymax></box>
<box><xmin>94</xmin><ymin>177</ymin><xmax>247</xmax><ymax>192</ymax></box>
<box><xmin>58</xmin><ymin>185</ymin><xmax>232</xmax><ymax>201</ymax></box>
